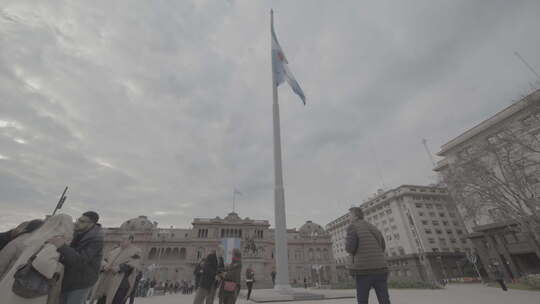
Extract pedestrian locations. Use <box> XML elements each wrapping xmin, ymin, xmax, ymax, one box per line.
<box><xmin>0</xmin><ymin>219</ymin><xmax>44</xmax><ymax>280</ymax></box>
<box><xmin>271</xmin><ymin>270</ymin><xmax>276</xmax><ymax>287</ymax></box>
<box><xmin>147</xmin><ymin>279</ymin><xmax>156</xmax><ymax>297</ymax></box>
<box><xmin>192</xmin><ymin>253</ymin><xmax>218</xmax><ymax>304</ymax></box>
<box><xmin>345</xmin><ymin>207</ymin><xmax>390</xmax><ymax>304</ymax></box>
<box><xmin>128</xmin><ymin>271</ymin><xmax>143</xmax><ymax>304</ymax></box>
<box><xmin>245</xmin><ymin>265</ymin><xmax>255</xmax><ymax>300</ymax></box>
<box><xmin>219</xmin><ymin>248</ymin><xmax>242</xmax><ymax>304</ymax></box>
<box><xmin>48</xmin><ymin>211</ymin><xmax>104</xmax><ymax>304</ymax></box>
<box><xmin>303</xmin><ymin>277</ymin><xmax>308</xmax><ymax>289</ymax></box>
<box><xmin>194</xmin><ymin>259</ymin><xmax>205</xmax><ymax>290</ymax></box>
<box><xmin>0</xmin><ymin>214</ymin><xmax>74</xmax><ymax>304</ymax></box>
<box><xmin>491</xmin><ymin>264</ymin><xmax>508</xmax><ymax>291</ymax></box>
<box><xmin>90</xmin><ymin>235</ymin><xmax>142</xmax><ymax>304</ymax></box>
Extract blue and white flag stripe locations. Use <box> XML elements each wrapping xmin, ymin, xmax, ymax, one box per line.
<box><xmin>271</xmin><ymin>12</ymin><xmax>306</xmax><ymax>105</ymax></box>
<box><xmin>221</xmin><ymin>237</ymin><xmax>241</xmax><ymax>264</ymax></box>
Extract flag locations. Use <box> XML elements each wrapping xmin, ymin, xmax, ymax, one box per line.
<box><xmin>234</xmin><ymin>188</ymin><xmax>243</xmax><ymax>196</ymax></box>
<box><xmin>221</xmin><ymin>237</ymin><xmax>241</xmax><ymax>264</ymax></box>
<box><xmin>271</xmin><ymin>11</ymin><xmax>306</xmax><ymax>105</ymax></box>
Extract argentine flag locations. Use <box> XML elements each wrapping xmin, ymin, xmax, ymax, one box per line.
<box><xmin>221</xmin><ymin>237</ymin><xmax>241</xmax><ymax>265</ymax></box>
<box><xmin>271</xmin><ymin>11</ymin><xmax>306</xmax><ymax>105</ymax></box>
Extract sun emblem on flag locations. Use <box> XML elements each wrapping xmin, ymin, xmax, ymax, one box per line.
<box><xmin>277</xmin><ymin>50</ymin><xmax>286</xmax><ymax>62</ymax></box>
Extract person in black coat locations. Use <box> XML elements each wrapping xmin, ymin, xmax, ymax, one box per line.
<box><xmin>48</xmin><ymin>211</ymin><xmax>104</xmax><ymax>304</ymax></box>
<box><xmin>193</xmin><ymin>253</ymin><xmax>218</xmax><ymax>304</ymax></box>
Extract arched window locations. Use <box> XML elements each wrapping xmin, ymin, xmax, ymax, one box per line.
<box><xmin>197</xmin><ymin>247</ymin><xmax>204</xmax><ymax>260</ymax></box>
<box><xmin>148</xmin><ymin>248</ymin><xmax>157</xmax><ymax>260</ymax></box>
<box><xmin>179</xmin><ymin>248</ymin><xmax>186</xmax><ymax>260</ymax></box>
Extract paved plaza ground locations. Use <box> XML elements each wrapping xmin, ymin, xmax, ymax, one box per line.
<box><xmin>132</xmin><ymin>283</ymin><xmax>539</xmax><ymax>304</ymax></box>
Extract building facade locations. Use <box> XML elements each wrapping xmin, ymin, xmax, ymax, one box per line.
<box><xmin>103</xmin><ymin>212</ymin><xmax>335</xmax><ymax>288</ymax></box>
<box><xmin>434</xmin><ymin>89</ymin><xmax>540</xmax><ymax>279</ymax></box>
<box><xmin>326</xmin><ymin>184</ymin><xmax>474</xmax><ymax>282</ymax></box>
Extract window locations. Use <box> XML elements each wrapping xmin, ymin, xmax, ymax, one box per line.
<box><xmin>449</xmin><ymin>212</ymin><xmax>456</xmax><ymax>218</ymax></box>
<box><xmin>456</xmin><ymin>229</ymin><xmax>463</xmax><ymax>235</ymax></box>
<box><xmin>436</xmin><ymin>204</ymin><xmax>443</xmax><ymax>210</ymax></box>
<box><xmin>432</xmin><ymin>220</ymin><xmax>440</xmax><ymax>226</ymax></box>
<box><xmin>426</xmin><ymin>204</ymin><xmax>433</xmax><ymax>209</ymax></box>
<box><xmin>450</xmin><ymin>238</ymin><xmax>457</xmax><ymax>244</ymax></box>
<box><xmin>419</xmin><ymin>212</ymin><xmax>425</xmax><ymax>216</ymax></box>
<box><xmin>422</xmin><ymin>220</ymin><xmax>428</xmax><ymax>225</ymax></box>
<box><xmin>442</xmin><ymin>221</ymin><xmax>449</xmax><ymax>226</ymax></box>
<box><xmin>425</xmin><ymin>229</ymin><xmax>432</xmax><ymax>234</ymax></box>
<box><xmin>428</xmin><ymin>238</ymin><xmax>435</xmax><ymax>244</ymax></box>
<box><xmin>429</xmin><ymin>212</ymin><xmax>436</xmax><ymax>217</ymax></box>
<box><xmin>452</xmin><ymin>221</ymin><xmax>459</xmax><ymax>226</ymax></box>
<box><xmin>460</xmin><ymin>238</ymin><xmax>467</xmax><ymax>244</ymax></box>
<box><xmin>439</xmin><ymin>238</ymin><xmax>447</xmax><ymax>244</ymax></box>
<box><xmin>435</xmin><ymin>229</ymin><xmax>443</xmax><ymax>235</ymax></box>
<box><xmin>442</xmin><ymin>247</ymin><xmax>450</xmax><ymax>252</ymax></box>
<box><xmin>446</xmin><ymin>229</ymin><xmax>454</xmax><ymax>234</ymax></box>
<box><xmin>439</xmin><ymin>212</ymin><xmax>446</xmax><ymax>217</ymax></box>
<box><xmin>432</xmin><ymin>248</ymin><xmax>439</xmax><ymax>252</ymax></box>
<box><xmin>415</xmin><ymin>203</ymin><xmax>423</xmax><ymax>208</ymax></box>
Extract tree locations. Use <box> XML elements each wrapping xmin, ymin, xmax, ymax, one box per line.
<box><xmin>442</xmin><ymin>97</ymin><xmax>540</xmax><ymax>259</ymax></box>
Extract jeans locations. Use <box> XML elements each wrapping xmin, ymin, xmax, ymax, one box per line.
<box><xmin>61</xmin><ymin>287</ymin><xmax>91</xmax><ymax>304</ymax></box>
<box><xmin>354</xmin><ymin>273</ymin><xmax>391</xmax><ymax>304</ymax></box>
<box><xmin>496</xmin><ymin>279</ymin><xmax>508</xmax><ymax>291</ymax></box>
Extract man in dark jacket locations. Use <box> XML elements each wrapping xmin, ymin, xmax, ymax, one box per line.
<box><xmin>49</xmin><ymin>211</ymin><xmax>104</xmax><ymax>304</ymax></box>
<box><xmin>345</xmin><ymin>207</ymin><xmax>390</xmax><ymax>304</ymax></box>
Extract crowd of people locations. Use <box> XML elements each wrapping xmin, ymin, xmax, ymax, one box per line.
<box><xmin>0</xmin><ymin>212</ymin><xmax>247</xmax><ymax>304</ymax></box>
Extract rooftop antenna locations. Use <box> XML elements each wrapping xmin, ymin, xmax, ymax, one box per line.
<box><xmin>514</xmin><ymin>51</ymin><xmax>540</xmax><ymax>83</ymax></box>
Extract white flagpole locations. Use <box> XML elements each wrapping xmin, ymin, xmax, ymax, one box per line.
<box><xmin>271</xmin><ymin>9</ymin><xmax>291</xmax><ymax>291</ymax></box>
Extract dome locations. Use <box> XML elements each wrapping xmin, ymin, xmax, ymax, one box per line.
<box><xmin>120</xmin><ymin>215</ymin><xmax>155</xmax><ymax>231</ymax></box>
<box><xmin>224</xmin><ymin>212</ymin><xmax>241</xmax><ymax>222</ymax></box>
<box><xmin>299</xmin><ymin>220</ymin><xmax>327</xmax><ymax>237</ymax></box>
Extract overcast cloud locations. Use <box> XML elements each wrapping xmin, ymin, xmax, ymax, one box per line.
<box><xmin>1</xmin><ymin>0</ymin><xmax>540</xmax><ymax>230</ymax></box>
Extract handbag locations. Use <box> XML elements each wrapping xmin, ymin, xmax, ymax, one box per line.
<box><xmin>12</xmin><ymin>244</ymin><xmax>53</xmax><ymax>298</ymax></box>
<box><xmin>223</xmin><ymin>281</ymin><xmax>237</xmax><ymax>292</ymax></box>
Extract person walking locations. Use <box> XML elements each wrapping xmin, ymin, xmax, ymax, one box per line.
<box><xmin>0</xmin><ymin>219</ymin><xmax>44</xmax><ymax>280</ymax></box>
<box><xmin>147</xmin><ymin>279</ymin><xmax>156</xmax><ymax>297</ymax></box>
<box><xmin>219</xmin><ymin>248</ymin><xmax>242</xmax><ymax>304</ymax></box>
<box><xmin>345</xmin><ymin>207</ymin><xmax>391</xmax><ymax>304</ymax></box>
<box><xmin>245</xmin><ymin>265</ymin><xmax>255</xmax><ymax>300</ymax></box>
<box><xmin>270</xmin><ymin>270</ymin><xmax>276</xmax><ymax>287</ymax></box>
<box><xmin>49</xmin><ymin>211</ymin><xmax>104</xmax><ymax>304</ymax></box>
<box><xmin>0</xmin><ymin>214</ymin><xmax>74</xmax><ymax>304</ymax></box>
<box><xmin>491</xmin><ymin>264</ymin><xmax>508</xmax><ymax>291</ymax></box>
<box><xmin>192</xmin><ymin>253</ymin><xmax>218</xmax><ymax>304</ymax></box>
<box><xmin>90</xmin><ymin>235</ymin><xmax>142</xmax><ymax>304</ymax></box>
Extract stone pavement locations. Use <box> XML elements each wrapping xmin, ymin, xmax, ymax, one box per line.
<box><xmin>132</xmin><ymin>284</ymin><xmax>539</xmax><ymax>304</ymax></box>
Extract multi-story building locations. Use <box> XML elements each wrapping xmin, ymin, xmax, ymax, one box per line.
<box><xmin>103</xmin><ymin>212</ymin><xmax>335</xmax><ymax>288</ymax></box>
<box><xmin>326</xmin><ymin>184</ymin><xmax>474</xmax><ymax>282</ymax></box>
<box><xmin>435</xmin><ymin>89</ymin><xmax>540</xmax><ymax>280</ymax></box>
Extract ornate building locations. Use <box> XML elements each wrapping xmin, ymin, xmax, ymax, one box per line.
<box><xmin>103</xmin><ymin>212</ymin><xmax>336</xmax><ymax>287</ymax></box>
<box><xmin>326</xmin><ymin>185</ymin><xmax>474</xmax><ymax>282</ymax></box>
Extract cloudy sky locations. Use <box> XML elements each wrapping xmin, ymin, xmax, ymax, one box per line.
<box><xmin>1</xmin><ymin>0</ymin><xmax>540</xmax><ymax>231</ymax></box>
